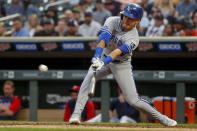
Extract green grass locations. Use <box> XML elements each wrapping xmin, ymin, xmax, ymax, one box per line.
<box><xmin>0</xmin><ymin>121</ymin><xmax>196</xmax><ymax>127</ymax></box>
<box><xmin>0</xmin><ymin>121</ymin><xmax>196</xmax><ymax>131</ymax></box>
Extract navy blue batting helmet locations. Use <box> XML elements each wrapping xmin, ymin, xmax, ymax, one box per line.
<box><xmin>120</xmin><ymin>3</ymin><xmax>143</xmax><ymax>19</ymax></box>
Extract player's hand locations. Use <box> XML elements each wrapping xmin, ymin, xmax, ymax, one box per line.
<box><xmin>92</xmin><ymin>59</ymin><xmax>104</xmax><ymax>71</ymax></box>
<box><xmin>91</xmin><ymin>57</ymin><xmax>100</xmax><ymax>64</ymax></box>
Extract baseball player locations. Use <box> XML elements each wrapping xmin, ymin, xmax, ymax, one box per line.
<box><xmin>69</xmin><ymin>3</ymin><xmax>177</xmax><ymax>126</ymax></box>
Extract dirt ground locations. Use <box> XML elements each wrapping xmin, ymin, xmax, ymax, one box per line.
<box><xmin>0</xmin><ymin>124</ymin><xmax>197</xmax><ymax>131</ymax></box>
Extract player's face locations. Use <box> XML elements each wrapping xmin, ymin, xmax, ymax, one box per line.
<box><xmin>3</xmin><ymin>84</ymin><xmax>14</xmax><ymax>97</ymax></box>
<box><xmin>122</xmin><ymin>15</ymin><xmax>140</xmax><ymax>31</ymax></box>
<box><xmin>71</xmin><ymin>92</ymin><xmax>78</xmax><ymax>101</ymax></box>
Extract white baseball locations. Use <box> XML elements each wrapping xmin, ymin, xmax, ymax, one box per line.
<box><xmin>39</xmin><ymin>64</ymin><xmax>48</xmax><ymax>72</ymax></box>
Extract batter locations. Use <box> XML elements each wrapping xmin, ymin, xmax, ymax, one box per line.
<box><xmin>69</xmin><ymin>3</ymin><xmax>177</xmax><ymax>126</ymax></box>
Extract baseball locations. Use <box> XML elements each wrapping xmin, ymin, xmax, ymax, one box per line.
<box><xmin>39</xmin><ymin>64</ymin><xmax>48</xmax><ymax>72</ymax></box>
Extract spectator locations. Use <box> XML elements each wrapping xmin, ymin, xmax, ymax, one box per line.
<box><xmin>0</xmin><ymin>23</ymin><xmax>6</xmax><ymax>37</ymax></box>
<box><xmin>154</xmin><ymin>0</ymin><xmax>180</xmax><ymax>6</ymax></box>
<box><xmin>64</xmin><ymin>85</ymin><xmax>95</xmax><ymax>122</ymax></box>
<box><xmin>69</xmin><ymin>0</ymin><xmax>80</xmax><ymax>5</ymax></box>
<box><xmin>64</xmin><ymin>10</ymin><xmax>74</xmax><ymax>23</ymax></box>
<box><xmin>84</xmin><ymin>0</ymin><xmax>95</xmax><ymax>12</ymax></box>
<box><xmin>173</xmin><ymin>19</ymin><xmax>184</xmax><ymax>36</ymax></box>
<box><xmin>104</xmin><ymin>0</ymin><xmax>121</xmax><ymax>16</ymax></box>
<box><xmin>149</xmin><ymin>6</ymin><xmax>168</xmax><ymax>26</ymax></box>
<box><xmin>12</xmin><ymin>18</ymin><xmax>30</xmax><ymax>37</ymax></box>
<box><xmin>45</xmin><ymin>7</ymin><xmax>58</xmax><ymax>25</ymax></box>
<box><xmin>146</xmin><ymin>14</ymin><xmax>165</xmax><ymax>37</ymax></box>
<box><xmin>138</xmin><ymin>16</ymin><xmax>150</xmax><ymax>36</ymax></box>
<box><xmin>0</xmin><ymin>81</ymin><xmax>20</xmax><ymax>120</ymax></box>
<box><xmin>6</xmin><ymin>0</ymin><xmax>24</xmax><ymax>16</ymax></box>
<box><xmin>138</xmin><ymin>1</ymin><xmax>150</xmax><ymax>36</ymax></box>
<box><xmin>93</xmin><ymin>0</ymin><xmax>111</xmax><ymax>25</ymax></box>
<box><xmin>192</xmin><ymin>10</ymin><xmax>197</xmax><ymax>30</ymax></box>
<box><xmin>34</xmin><ymin>18</ymin><xmax>57</xmax><ymax>36</ymax></box>
<box><xmin>78</xmin><ymin>11</ymin><xmax>101</xmax><ymax>36</ymax></box>
<box><xmin>78</xmin><ymin>1</ymin><xmax>88</xmax><ymax>23</ymax></box>
<box><xmin>157</xmin><ymin>0</ymin><xmax>174</xmax><ymax>18</ymax></box>
<box><xmin>0</xmin><ymin>1</ymin><xmax>6</xmax><ymax>18</ymax></box>
<box><xmin>72</xmin><ymin>7</ymin><xmax>83</xmax><ymax>25</ymax></box>
<box><xmin>116</xmin><ymin>0</ymin><xmax>141</xmax><ymax>4</ymax></box>
<box><xmin>55</xmin><ymin>19</ymin><xmax>66</xmax><ymax>36</ymax></box>
<box><xmin>26</xmin><ymin>14</ymin><xmax>43</xmax><ymax>37</ymax></box>
<box><xmin>175</xmin><ymin>0</ymin><xmax>197</xmax><ymax>19</ymax></box>
<box><xmin>162</xmin><ymin>23</ymin><xmax>174</xmax><ymax>36</ymax></box>
<box><xmin>50</xmin><ymin>0</ymin><xmax>59</xmax><ymax>3</ymax></box>
<box><xmin>139</xmin><ymin>0</ymin><xmax>154</xmax><ymax>18</ymax></box>
<box><xmin>182</xmin><ymin>20</ymin><xmax>197</xmax><ymax>36</ymax></box>
<box><xmin>23</xmin><ymin>0</ymin><xmax>38</xmax><ymax>20</ymax></box>
<box><xmin>87</xmin><ymin>86</ymin><xmax>140</xmax><ymax>123</ymax></box>
<box><xmin>65</xmin><ymin>20</ymin><xmax>81</xmax><ymax>36</ymax></box>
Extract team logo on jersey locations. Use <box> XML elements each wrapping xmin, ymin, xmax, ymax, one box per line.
<box><xmin>186</xmin><ymin>43</ymin><xmax>197</xmax><ymax>52</ymax></box>
<box><xmin>111</xmin><ymin>35</ymin><xmax>123</xmax><ymax>46</ymax></box>
<box><xmin>158</xmin><ymin>42</ymin><xmax>182</xmax><ymax>52</ymax></box>
<box><xmin>127</xmin><ymin>6</ymin><xmax>131</xmax><ymax>12</ymax></box>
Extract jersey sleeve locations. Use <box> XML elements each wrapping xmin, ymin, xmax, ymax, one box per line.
<box><xmin>85</xmin><ymin>101</ymin><xmax>95</xmax><ymax>121</ymax></box>
<box><xmin>64</xmin><ymin>102</ymin><xmax>71</xmax><ymax>122</ymax></box>
<box><xmin>101</xmin><ymin>17</ymin><xmax>116</xmax><ymax>34</ymax></box>
<box><xmin>119</xmin><ymin>37</ymin><xmax>139</xmax><ymax>55</ymax></box>
<box><xmin>9</xmin><ymin>97</ymin><xmax>20</xmax><ymax>114</ymax></box>
<box><xmin>125</xmin><ymin>37</ymin><xmax>139</xmax><ymax>51</ymax></box>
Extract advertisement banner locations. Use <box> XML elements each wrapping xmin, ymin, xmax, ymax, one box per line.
<box><xmin>157</xmin><ymin>42</ymin><xmax>182</xmax><ymax>52</ymax></box>
<box><xmin>61</xmin><ymin>42</ymin><xmax>85</xmax><ymax>51</ymax></box>
<box><xmin>0</xmin><ymin>43</ymin><xmax>12</xmax><ymax>51</ymax></box>
<box><xmin>15</xmin><ymin>43</ymin><xmax>38</xmax><ymax>51</ymax></box>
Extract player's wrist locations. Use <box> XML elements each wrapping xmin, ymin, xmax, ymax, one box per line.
<box><xmin>103</xmin><ymin>56</ymin><xmax>112</xmax><ymax>65</ymax></box>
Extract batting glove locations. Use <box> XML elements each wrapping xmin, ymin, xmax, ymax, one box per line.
<box><xmin>92</xmin><ymin>59</ymin><xmax>104</xmax><ymax>71</ymax></box>
<box><xmin>91</xmin><ymin>57</ymin><xmax>100</xmax><ymax>64</ymax></box>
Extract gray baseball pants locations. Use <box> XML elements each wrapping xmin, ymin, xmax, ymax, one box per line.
<box><xmin>72</xmin><ymin>61</ymin><xmax>163</xmax><ymax>121</ymax></box>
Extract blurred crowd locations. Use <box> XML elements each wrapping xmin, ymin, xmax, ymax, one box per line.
<box><xmin>0</xmin><ymin>0</ymin><xmax>197</xmax><ymax>37</ymax></box>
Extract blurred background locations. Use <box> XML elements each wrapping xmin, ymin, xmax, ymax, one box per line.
<box><xmin>0</xmin><ymin>0</ymin><xmax>197</xmax><ymax>124</ymax></box>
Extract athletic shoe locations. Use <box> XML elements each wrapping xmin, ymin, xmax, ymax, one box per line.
<box><xmin>69</xmin><ymin>114</ymin><xmax>80</xmax><ymax>124</ymax></box>
<box><xmin>159</xmin><ymin>115</ymin><xmax>177</xmax><ymax>126</ymax></box>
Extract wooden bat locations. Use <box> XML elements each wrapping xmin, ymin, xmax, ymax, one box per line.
<box><xmin>88</xmin><ymin>71</ymin><xmax>96</xmax><ymax>98</ymax></box>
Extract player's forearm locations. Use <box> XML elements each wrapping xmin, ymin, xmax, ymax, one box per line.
<box><xmin>102</xmin><ymin>48</ymin><xmax>122</xmax><ymax>65</ymax></box>
<box><xmin>97</xmin><ymin>40</ymin><xmax>105</xmax><ymax>48</ymax></box>
<box><xmin>108</xmin><ymin>48</ymin><xmax>122</xmax><ymax>61</ymax></box>
<box><xmin>93</xmin><ymin>40</ymin><xmax>106</xmax><ymax>58</ymax></box>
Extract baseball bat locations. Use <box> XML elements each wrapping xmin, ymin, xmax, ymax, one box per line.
<box><xmin>88</xmin><ymin>71</ymin><xmax>96</xmax><ymax>98</ymax></box>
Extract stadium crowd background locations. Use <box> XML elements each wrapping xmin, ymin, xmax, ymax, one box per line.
<box><xmin>0</xmin><ymin>0</ymin><xmax>197</xmax><ymax>37</ymax></box>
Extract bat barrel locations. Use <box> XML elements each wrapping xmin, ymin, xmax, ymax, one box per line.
<box><xmin>88</xmin><ymin>76</ymin><xmax>96</xmax><ymax>98</ymax></box>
